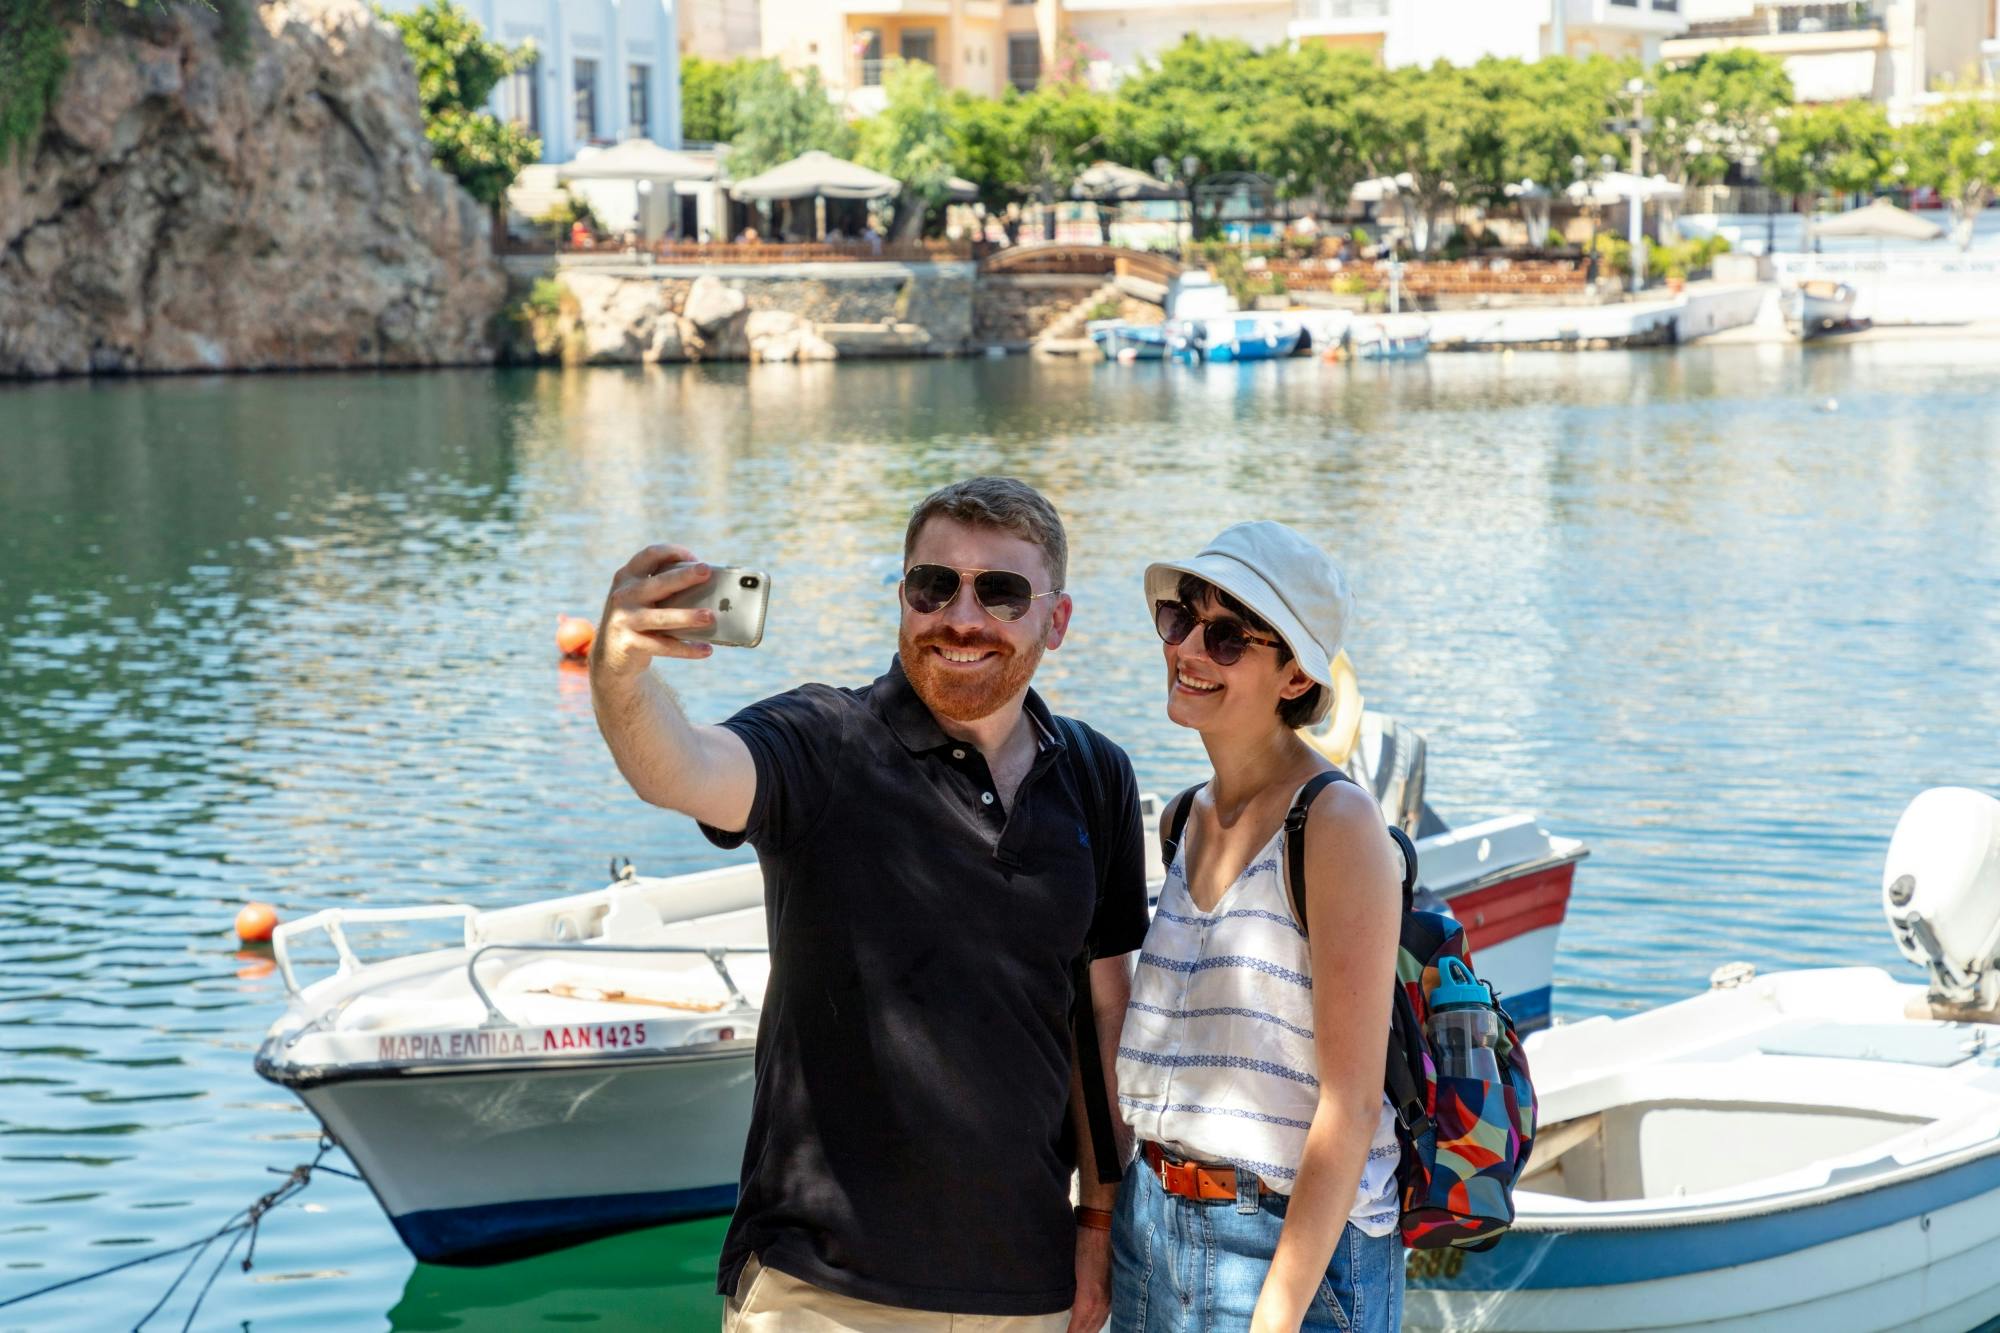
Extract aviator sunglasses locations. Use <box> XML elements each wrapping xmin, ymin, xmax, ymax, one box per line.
<box><xmin>1154</xmin><ymin>599</ymin><xmax>1284</xmax><ymax>667</ymax></box>
<box><xmin>901</xmin><ymin>564</ymin><xmax>1060</xmax><ymax>623</ymax></box>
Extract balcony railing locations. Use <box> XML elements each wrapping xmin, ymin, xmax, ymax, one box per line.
<box><xmin>1683</xmin><ymin>3</ymin><xmax>1883</xmax><ymax>38</ymax></box>
<box><xmin>858</xmin><ymin>57</ymin><xmax>887</xmax><ymax>86</ymax></box>
<box><xmin>1291</xmin><ymin>0</ymin><xmax>1389</xmax><ymax>21</ymax></box>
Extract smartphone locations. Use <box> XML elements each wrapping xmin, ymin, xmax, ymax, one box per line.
<box><xmin>658</xmin><ymin>565</ymin><xmax>770</xmax><ymax>648</ymax></box>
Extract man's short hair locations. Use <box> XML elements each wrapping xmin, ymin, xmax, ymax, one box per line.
<box><xmin>904</xmin><ymin>477</ymin><xmax>1068</xmax><ymax>591</ymax></box>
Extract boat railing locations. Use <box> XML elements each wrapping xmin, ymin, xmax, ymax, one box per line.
<box><xmin>464</xmin><ymin>941</ymin><xmax>771</xmax><ymax>1029</ymax></box>
<box><xmin>272</xmin><ymin>904</ymin><xmax>479</xmax><ymax>996</ymax></box>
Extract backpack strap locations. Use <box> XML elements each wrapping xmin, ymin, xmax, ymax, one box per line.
<box><xmin>1055</xmin><ymin>714</ymin><xmax>1125</xmax><ymax>1187</ymax></box>
<box><xmin>1158</xmin><ymin>783</ymin><xmax>1203</xmax><ymax>875</ymax></box>
<box><xmin>1280</xmin><ymin>770</ymin><xmax>1431</xmax><ymax>1139</ymax></box>
<box><xmin>1280</xmin><ymin>770</ymin><xmax>1350</xmax><ymax>935</ymax></box>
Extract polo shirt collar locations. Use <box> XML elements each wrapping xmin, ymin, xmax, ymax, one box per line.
<box><xmin>873</xmin><ymin>655</ymin><xmax>1064</xmax><ymax>754</ymax></box>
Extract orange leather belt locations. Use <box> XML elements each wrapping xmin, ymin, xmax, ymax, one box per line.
<box><xmin>1142</xmin><ymin>1141</ymin><xmax>1264</xmax><ymax>1202</ymax></box>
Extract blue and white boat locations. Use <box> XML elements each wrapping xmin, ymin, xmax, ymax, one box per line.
<box><xmin>1192</xmin><ymin>315</ymin><xmax>1303</xmax><ymax>362</ymax></box>
<box><xmin>1406</xmin><ymin>786</ymin><xmax>2000</xmax><ymax>1332</ymax></box>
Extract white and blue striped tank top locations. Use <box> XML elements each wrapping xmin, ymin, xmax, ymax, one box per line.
<box><xmin>1116</xmin><ymin>823</ymin><xmax>1402</xmax><ymax>1237</ymax></box>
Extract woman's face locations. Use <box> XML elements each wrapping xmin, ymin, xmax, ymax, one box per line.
<box><xmin>1161</xmin><ymin>592</ymin><xmax>1314</xmax><ymax>737</ymax></box>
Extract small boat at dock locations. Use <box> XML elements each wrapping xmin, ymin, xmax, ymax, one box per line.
<box><xmin>1785</xmin><ymin>279</ymin><xmax>1859</xmax><ymax>339</ymax></box>
<box><xmin>1189</xmin><ymin>315</ymin><xmax>1304</xmax><ymax>363</ymax></box>
<box><xmin>1405</xmin><ymin>785</ymin><xmax>2000</xmax><ymax>1332</ymax></box>
<box><xmin>255</xmin><ymin>704</ymin><xmax>1585</xmax><ymax>1265</ymax></box>
<box><xmin>1350</xmin><ymin>315</ymin><xmax>1432</xmax><ymax>361</ymax></box>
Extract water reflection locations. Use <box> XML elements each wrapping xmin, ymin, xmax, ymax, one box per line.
<box><xmin>5</xmin><ymin>346</ymin><xmax>2000</xmax><ymax>1328</ymax></box>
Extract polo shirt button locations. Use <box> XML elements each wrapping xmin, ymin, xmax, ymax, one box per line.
<box><xmin>981</xmin><ymin>792</ymin><xmax>994</xmax><ymax>805</ymax></box>
<box><xmin>952</xmin><ymin>748</ymin><xmax>966</xmax><ymax>760</ymax></box>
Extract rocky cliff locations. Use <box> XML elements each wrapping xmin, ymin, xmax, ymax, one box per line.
<box><xmin>0</xmin><ymin>0</ymin><xmax>506</xmax><ymax>378</ymax></box>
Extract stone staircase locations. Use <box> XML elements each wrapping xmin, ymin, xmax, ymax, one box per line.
<box><xmin>1036</xmin><ymin>280</ymin><xmax>1124</xmax><ymax>343</ymax></box>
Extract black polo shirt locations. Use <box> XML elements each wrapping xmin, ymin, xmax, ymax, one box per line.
<box><xmin>698</xmin><ymin>656</ymin><xmax>1149</xmax><ymax>1316</ymax></box>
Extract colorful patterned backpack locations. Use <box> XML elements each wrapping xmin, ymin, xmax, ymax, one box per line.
<box><xmin>1160</xmin><ymin>770</ymin><xmax>1537</xmax><ymax>1251</ymax></box>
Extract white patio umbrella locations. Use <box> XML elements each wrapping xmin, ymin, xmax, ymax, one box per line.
<box><xmin>1809</xmin><ymin>198</ymin><xmax>1943</xmax><ymax>242</ymax></box>
<box><xmin>557</xmin><ymin>140</ymin><xmax>716</xmax><ymax>241</ymax></box>
<box><xmin>1564</xmin><ymin>171</ymin><xmax>1682</xmax><ymax>206</ymax></box>
<box><xmin>1504</xmin><ymin>179</ymin><xmax>1555</xmax><ymax>249</ymax></box>
<box><xmin>727</xmin><ymin>150</ymin><xmax>901</xmax><ymax>242</ymax></box>
<box><xmin>1073</xmin><ymin>160</ymin><xmax>1177</xmax><ymax>202</ymax></box>
<box><xmin>728</xmin><ymin>150</ymin><xmax>900</xmax><ymax>202</ymax></box>
<box><xmin>1350</xmin><ymin>173</ymin><xmax>1415</xmax><ymax>204</ymax></box>
<box><xmin>557</xmin><ymin>139</ymin><xmax>716</xmax><ymax>184</ymax></box>
<box><xmin>1567</xmin><ymin>173</ymin><xmax>1682</xmax><ymax>288</ymax></box>
<box><xmin>945</xmin><ymin>176</ymin><xmax>980</xmax><ymax>203</ymax></box>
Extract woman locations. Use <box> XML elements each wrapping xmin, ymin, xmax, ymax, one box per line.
<box><xmin>1111</xmin><ymin>521</ymin><xmax>1405</xmax><ymax>1333</ymax></box>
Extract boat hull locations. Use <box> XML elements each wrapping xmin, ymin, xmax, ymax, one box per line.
<box><xmin>1406</xmin><ymin>1145</ymin><xmax>2000</xmax><ymax>1331</ymax></box>
<box><xmin>286</xmin><ymin>1046</ymin><xmax>754</xmax><ymax>1264</ymax></box>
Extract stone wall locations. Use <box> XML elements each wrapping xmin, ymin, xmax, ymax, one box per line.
<box><xmin>972</xmin><ymin>274</ymin><xmax>1107</xmax><ymax>346</ymax></box>
<box><xmin>526</xmin><ymin>261</ymin><xmax>977</xmax><ymax>364</ymax></box>
<box><xmin>0</xmin><ymin>0</ymin><xmax>506</xmax><ymax>378</ymax></box>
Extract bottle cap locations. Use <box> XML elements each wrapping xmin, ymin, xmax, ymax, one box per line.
<box><xmin>1430</xmin><ymin>955</ymin><xmax>1493</xmax><ymax>1010</ymax></box>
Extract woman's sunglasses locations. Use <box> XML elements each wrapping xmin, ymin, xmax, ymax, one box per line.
<box><xmin>1154</xmin><ymin>599</ymin><xmax>1283</xmax><ymax>667</ymax></box>
<box><xmin>901</xmin><ymin>564</ymin><xmax>1059</xmax><ymax>623</ymax></box>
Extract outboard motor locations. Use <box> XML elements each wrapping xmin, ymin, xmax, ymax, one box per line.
<box><xmin>1884</xmin><ymin>786</ymin><xmax>2000</xmax><ymax>1014</ymax></box>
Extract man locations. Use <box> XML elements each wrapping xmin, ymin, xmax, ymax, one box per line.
<box><xmin>590</xmin><ymin>477</ymin><xmax>1148</xmax><ymax>1332</ymax></box>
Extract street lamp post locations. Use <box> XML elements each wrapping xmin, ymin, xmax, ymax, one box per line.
<box><xmin>1625</xmin><ymin>77</ymin><xmax>1648</xmax><ymax>292</ymax></box>
<box><xmin>1154</xmin><ymin>154</ymin><xmax>1200</xmax><ymax>256</ymax></box>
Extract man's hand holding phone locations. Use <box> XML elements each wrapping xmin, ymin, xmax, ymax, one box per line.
<box><xmin>592</xmin><ymin>544</ymin><xmax>722</xmax><ymax>682</ymax></box>
<box><xmin>588</xmin><ymin>543</ymin><xmax>762</xmax><ymax>830</ymax></box>
<box><xmin>592</xmin><ymin>544</ymin><xmax>769</xmax><ymax>682</ymax></box>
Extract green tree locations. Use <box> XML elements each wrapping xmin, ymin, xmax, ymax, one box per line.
<box><xmin>1645</xmin><ymin>48</ymin><xmax>1793</xmax><ymax>189</ymax></box>
<box><xmin>1902</xmin><ymin>94</ymin><xmax>2000</xmax><ymax>250</ymax></box>
<box><xmin>1109</xmin><ymin>36</ymin><xmax>1277</xmax><ymax>239</ymax></box>
<box><xmin>1765</xmin><ymin>99</ymin><xmax>1894</xmax><ymax>214</ymax></box>
<box><xmin>726</xmin><ymin>58</ymin><xmax>853</xmax><ymax>177</ymax></box>
<box><xmin>1347</xmin><ymin>61</ymin><xmax>1501</xmax><ymax>254</ymax></box>
<box><xmin>1491</xmin><ymin>56</ymin><xmax>1624</xmax><ymax>245</ymax></box>
<box><xmin>1255</xmin><ymin>45</ymin><xmax>1380</xmax><ymax>218</ymax></box>
<box><xmin>857</xmin><ymin>59</ymin><xmax>956</xmax><ymax>239</ymax></box>
<box><xmin>680</xmin><ymin>53</ymin><xmax>761</xmax><ymax>143</ymax></box>
<box><xmin>948</xmin><ymin>90</ymin><xmax>1028</xmax><ymax>229</ymax></box>
<box><xmin>386</xmin><ymin>0</ymin><xmax>540</xmax><ymax>208</ymax></box>
<box><xmin>947</xmin><ymin>82</ymin><xmax>1107</xmax><ymax>241</ymax></box>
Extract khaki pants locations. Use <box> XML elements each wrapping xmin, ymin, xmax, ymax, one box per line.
<box><xmin>723</xmin><ymin>1256</ymin><xmax>1071</xmax><ymax>1333</ymax></box>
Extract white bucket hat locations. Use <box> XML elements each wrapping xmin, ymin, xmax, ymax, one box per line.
<box><xmin>1143</xmin><ymin>521</ymin><xmax>1354</xmax><ymax>726</ymax></box>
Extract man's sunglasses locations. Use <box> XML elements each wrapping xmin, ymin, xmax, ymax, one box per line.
<box><xmin>901</xmin><ymin>564</ymin><xmax>1060</xmax><ymax>623</ymax></box>
<box><xmin>1154</xmin><ymin>599</ymin><xmax>1284</xmax><ymax>667</ymax></box>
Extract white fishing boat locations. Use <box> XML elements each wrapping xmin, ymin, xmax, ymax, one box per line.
<box><xmin>256</xmin><ymin>684</ymin><xmax>1586</xmax><ymax>1266</ymax></box>
<box><xmin>1405</xmin><ymin>786</ymin><xmax>2000</xmax><ymax>1333</ymax></box>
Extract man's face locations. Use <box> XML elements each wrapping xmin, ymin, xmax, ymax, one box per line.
<box><xmin>899</xmin><ymin>517</ymin><xmax>1071</xmax><ymax>725</ymax></box>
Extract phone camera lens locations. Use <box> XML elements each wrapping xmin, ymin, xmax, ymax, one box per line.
<box><xmin>740</xmin><ymin>576</ymin><xmax>760</xmax><ymax>589</ymax></box>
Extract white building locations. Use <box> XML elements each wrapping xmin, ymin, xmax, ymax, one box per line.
<box><xmin>1666</xmin><ymin>0</ymin><xmax>1989</xmax><ymax>114</ymax></box>
<box><xmin>379</xmin><ymin>0</ymin><xmax>684</xmax><ymax>162</ymax></box>
<box><xmin>680</xmin><ymin>0</ymin><xmax>762</xmax><ymax>61</ymax></box>
<box><xmin>1071</xmin><ymin>0</ymin><xmax>1686</xmax><ymax>86</ymax></box>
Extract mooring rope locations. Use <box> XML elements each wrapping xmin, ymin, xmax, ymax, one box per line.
<box><xmin>0</xmin><ymin>1136</ymin><xmax>350</xmax><ymax>1330</ymax></box>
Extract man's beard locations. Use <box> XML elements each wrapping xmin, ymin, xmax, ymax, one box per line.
<box><xmin>900</xmin><ymin>622</ymin><xmax>1046</xmax><ymax>724</ymax></box>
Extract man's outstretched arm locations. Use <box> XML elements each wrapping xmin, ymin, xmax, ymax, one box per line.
<box><xmin>589</xmin><ymin>542</ymin><xmax>757</xmax><ymax>833</ymax></box>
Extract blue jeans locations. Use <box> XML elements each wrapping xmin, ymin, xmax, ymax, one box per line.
<box><xmin>1110</xmin><ymin>1160</ymin><xmax>1402</xmax><ymax>1333</ymax></box>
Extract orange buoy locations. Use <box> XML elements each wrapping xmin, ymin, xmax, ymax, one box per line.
<box><xmin>235</xmin><ymin>901</ymin><xmax>279</xmax><ymax>943</ymax></box>
<box><xmin>556</xmin><ymin>614</ymin><xmax>596</xmax><ymax>659</ymax></box>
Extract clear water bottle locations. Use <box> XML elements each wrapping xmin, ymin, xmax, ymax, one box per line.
<box><xmin>1427</xmin><ymin>956</ymin><xmax>1502</xmax><ymax>1084</ymax></box>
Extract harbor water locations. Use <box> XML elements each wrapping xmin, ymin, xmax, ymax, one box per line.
<box><xmin>5</xmin><ymin>345</ymin><xmax>2000</xmax><ymax>1329</ymax></box>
